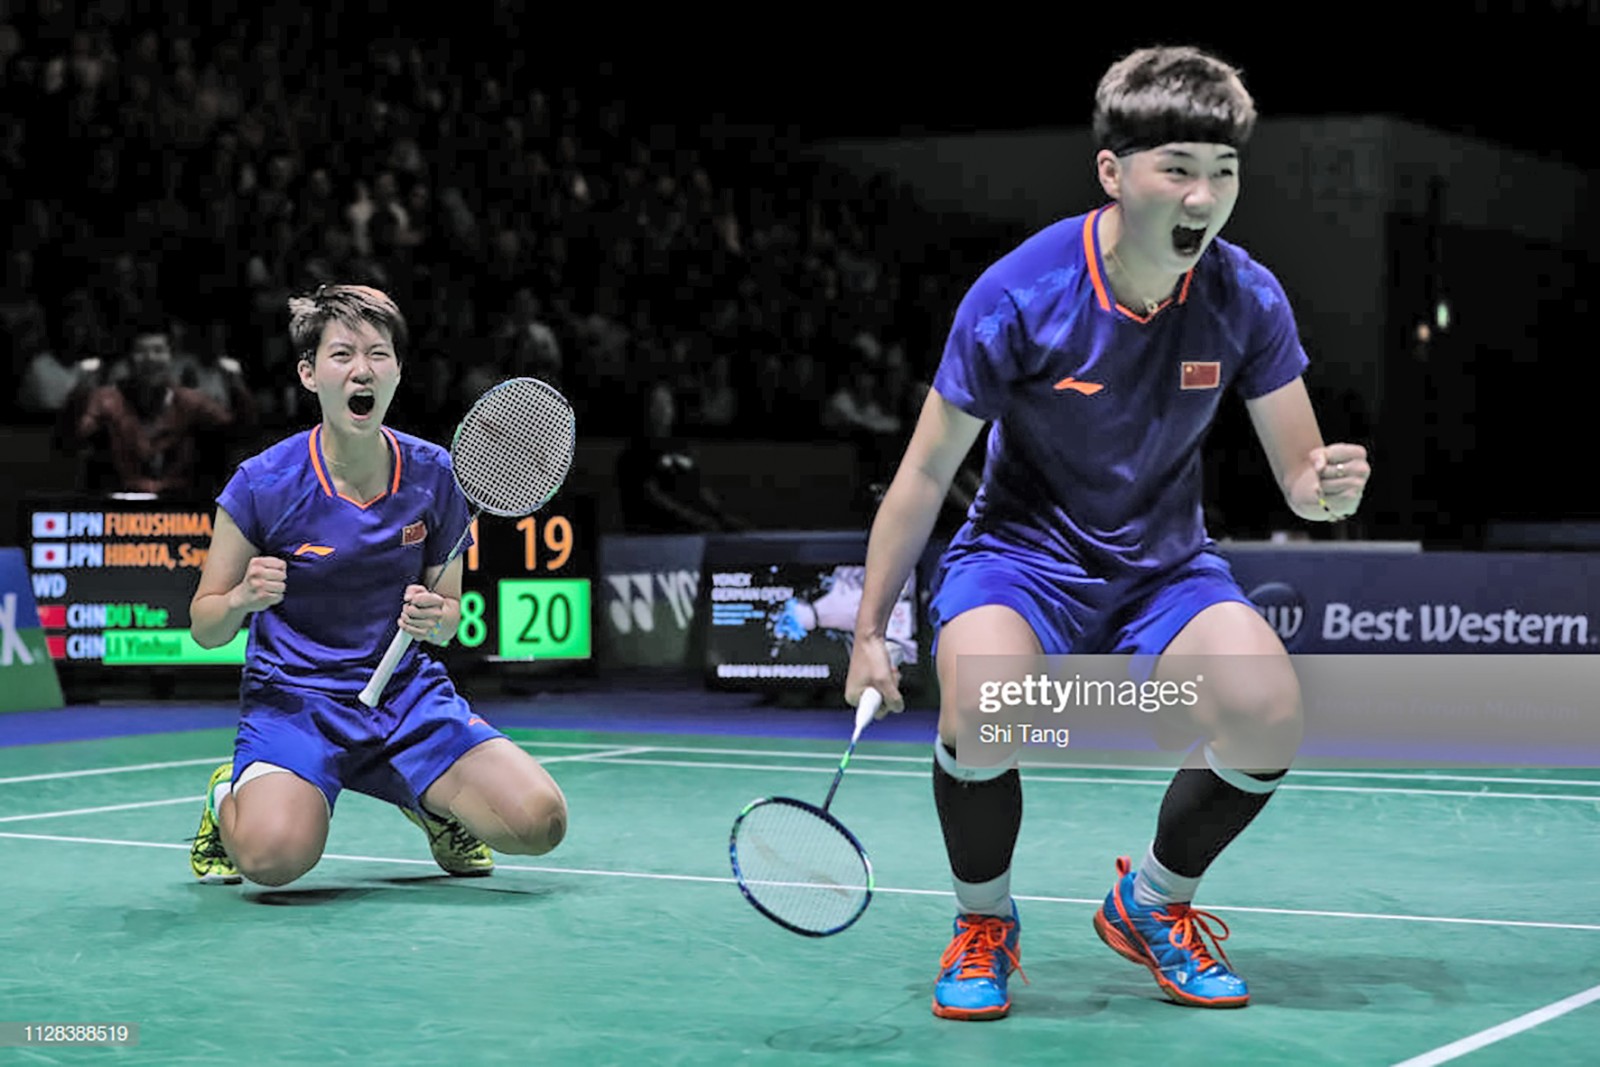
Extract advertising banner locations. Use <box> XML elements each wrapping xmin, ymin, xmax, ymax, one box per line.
<box><xmin>599</xmin><ymin>535</ymin><xmax>706</xmax><ymax>669</ymax></box>
<box><xmin>1221</xmin><ymin>548</ymin><xmax>1600</xmax><ymax>654</ymax></box>
<box><xmin>0</xmin><ymin>547</ymin><xmax>66</xmax><ymax>711</ymax></box>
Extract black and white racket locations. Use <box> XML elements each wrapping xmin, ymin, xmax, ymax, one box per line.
<box><xmin>729</xmin><ymin>687</ymin><xmax>884</xmax><ymax>936</ymax></box>
<box><xmin>359</xmin><ymin>377</ymin><xmax>575</xmax><ymax>708</ymax></box>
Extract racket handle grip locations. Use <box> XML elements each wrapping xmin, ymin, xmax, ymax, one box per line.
<box><xmin>359</xmin><ymin>628</ymin><xmax>415</xmax><ymax>708</ymax></box>
<box><xmin>853</xmin><ymin>687</ymin><xmax>882</xmax><ymax>740</ymax></box>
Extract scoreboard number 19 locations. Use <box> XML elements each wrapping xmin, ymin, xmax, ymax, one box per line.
<box><xmin>456</xmin><ymin>511</ymin><xmax>592</xmax><ymax>661</ymax></box>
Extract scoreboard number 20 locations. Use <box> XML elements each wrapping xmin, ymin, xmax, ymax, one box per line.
<box><xmin>455</xmin><ymin>510</ymin><xmax>592</xmax><ymax>662</ymax></box>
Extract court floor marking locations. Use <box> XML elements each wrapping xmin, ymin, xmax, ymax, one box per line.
<box><xmin>3</xmin><ymin>828</ymin><xmax>1599</xmax><ymax>934</ymax></box>
<box><xmin>0</xmin><ymin>750</ymin><xmax>649</xmax><ymax>824</ymax></box>
<box><xmin>2</xmin><ymin>737</ymin><xmax>1596</xmax><ymax>791</ymax></box>
<box><xmin>0</xmin><ymin>757</ymin><xmax>228</xmax><ymax>786</ymax></box>
<box><xmin>1390</xmin><ymin>982</ymin><xmax>1600</xmax><ymax>1066</ymax></box>
<box><xmin>515</xmin><ymin>751</ymin><xmax>1600</xmax><ymax>804</ymax></box>
<box><xmin>514</xmin><ymin>741</ymin><xmax>1600</xmax><ymax>788</ymax></box>
<box><xmin>0</xmin><ymin>744</ymin><xmax>1596</xmax><ymax>807</ymax></box>
<box><xmin>0</xmin><ymin>795</ymin><xmax>204</xmax><ymax>823</ymax></box>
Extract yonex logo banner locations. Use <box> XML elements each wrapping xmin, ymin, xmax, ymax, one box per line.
<box><xmin>0</xmin><ymin>548</ymin><xmax>65</xmax><ymax>712</ymax></box>
<box><xmin>1222</xmin><ymin>548</ymin><xmax>1600</xmax><ymax>653</ymax></box>
<box><xmin>952</xmin><ymin>653</ymin><xmax>1600</xmax><ymax>769</ymax></box>
<box><xmin>601</xmin><ymin>534</ymin><xmax>706</xmax><ymax>669</ymax></box>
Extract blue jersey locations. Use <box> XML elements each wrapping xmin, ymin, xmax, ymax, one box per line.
<box><xmin>216</xmin><ymin>425</ymin><xmax>474</xmax><ymax>692</ymax></box>
<box><xmin>933</xmin><ymin>204</ymin><xmax>1309</xmax><ymax>580</ymax></box>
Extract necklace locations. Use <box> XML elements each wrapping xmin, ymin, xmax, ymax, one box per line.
<box><xmin>1105</xmin><ymin>245</ymin><xmax>1168</xmax><ymax>316</ymax></box>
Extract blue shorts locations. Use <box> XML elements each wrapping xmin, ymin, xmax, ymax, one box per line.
<box><xmin>232</xmin><ymin>660</ymin><xmax>505</xmax><ymax>813</ymax></box>
<box><xmin>928</xmin><ymin>545</ymin><xmax>1254</xmax><ymax>659</ymax></box>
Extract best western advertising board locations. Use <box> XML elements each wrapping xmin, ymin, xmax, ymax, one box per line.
<box><xmin>0</xmin><ymin>547</ymin><xmax>66</xmax><ymax>711</ymax></box>
<box><xmin>1222</xmin><ymin>548</ymin><xmax>1600</xmax><ymax>653</ymax></box>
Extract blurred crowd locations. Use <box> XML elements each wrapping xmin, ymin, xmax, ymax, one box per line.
<box><xmin>1</xmin><ymin>1</ymin><xmax>1021</xmax><ymax>508</ymax></box>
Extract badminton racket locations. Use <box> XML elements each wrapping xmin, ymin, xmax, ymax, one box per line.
<box><xmin>359</xmin><ymin>377</ymin><xmax>576</xmax><ymax>707</ymax></box>
<box><xmin>729</xmin><ymin>686</ymin><xmax>885</xmax><ymax>936</ymax></box>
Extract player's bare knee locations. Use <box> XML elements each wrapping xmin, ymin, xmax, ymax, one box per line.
<box><xmin>499</xmin><ymin>789</ymin><xmax>567</xmax><ymax>856</ymax></box>
<box><xmin>1212</xmin><ymin>675</ymin><xmax>1303</xmax><ymax>754</ymax></box>
<box><xmin>231</xmin><ymin>844</ymin><xmax>317</xmax><ymax>887</ymax></box>
<box><xmin>524</xmin><ymin>798</ymin><xmax>567</xmax><ymax>855</ymax></box>
<box><xmin>936</xmin><ymin>692</ymin><xmax>1020</xmax><ymax>776</ymax></box>
<box><xmin>1237</xmin><ymin>679</ymin><xmax>1301</xmax><ymax>731</ymax></box>
<box><xmin>225</xmin><ymin>807</ymin><xmax>325</xmax><ymax>886</ymax></box>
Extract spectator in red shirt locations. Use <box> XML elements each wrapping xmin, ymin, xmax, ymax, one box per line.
<box><xmin>71</xmin><ymin>319</ymin><xmax>257</xmax><ymax>497</ymax></box>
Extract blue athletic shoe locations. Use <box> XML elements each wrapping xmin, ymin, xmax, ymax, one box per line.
<box><xmin>1093</xmin><ymin>855</ymin><xmax>1249</xmax><ymax>1008</ymax></box>
<box><xmin>932</xmin><ymin>903</ymin><xmax>1026</xmax><ymax>1020</ymax></box>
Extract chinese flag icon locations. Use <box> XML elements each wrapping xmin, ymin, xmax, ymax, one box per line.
<box><xmin>1181</xmin><ymin>361</ymin><xmax>1221</xmax><ymax>390</ymax></box>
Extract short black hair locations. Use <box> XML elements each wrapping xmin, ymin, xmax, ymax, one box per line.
<box><xmin>288</xmin><ymin>284</ymin><xmax>408</xmax><ymax>365</ymax></box>
<box><xmin>1093</xmin><ymin>45</ymin><xmax>1256</xmax><ymax>156</ymax></box>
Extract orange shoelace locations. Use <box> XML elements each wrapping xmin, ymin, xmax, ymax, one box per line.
<box><xmin>938</xmin><ymin>915</ymin><xmax>1029</xmax><ymax>985</ymax></box>
<box><xmin>1153</xmin><ymin>903</ymin><xmax>1233</xmax><ymax>973</ymax></box>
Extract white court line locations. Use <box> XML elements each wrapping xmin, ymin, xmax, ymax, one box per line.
<box><xmin>0</xmin><ymin>757</ymin><xmax>227</xmax><ymax>786</ymax></box>
<box><xmin>0</xmin><ymin>751</ymin><xmax>648</xmax><ymax>823</ymax></box>
<box><xmin>542</xmin><ymin>746</ymin><xmax>654</xmax><ymax>762</ymax></box>
<box><xmin>0</xmin><ymin>796</ymin><xmax>203</xmax><ymax>823</ymax></box>
<box><xmin>536</xmin><ymin>754</ymin><xmax>1600</xmax><ymax>804</ymax></box>
<box><xmin>1391</xmin><ymin>983</ymin><xmax>1600</xmax><ymax>1066</ymax></box>
<box><xmin>516</xmin><ymin>740</ymin><xmax>1600</xmax><ymax>789</ymax></box>
<box><xmin>0</xmin><ymin>752</ymin><xmax>1591</xmax><ymax>828</ymax></box>
<box><xmin>0</xmin><ymin>747</ymin><xmax>648</xmax><ymax>790</ymax></box>
<box><xmin>3</xmin><ymin>829</ymin><xmax>1600</xmax><ymax>934</ymax></box>
<box><xmin>2</xmin><ymin>736</ymin><xmax>1595</xmax><ymax>790</ymax></box>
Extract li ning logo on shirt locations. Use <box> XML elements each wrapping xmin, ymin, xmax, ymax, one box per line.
<box><xmin>401</xmin><ymin>520</ymin><xmax>428</xmax><ymax>547</ymax></box>
<box><xmin>1053</xmin><ymin>376</ymin><xmax>1104</xmax><ymax>395</ymax></box>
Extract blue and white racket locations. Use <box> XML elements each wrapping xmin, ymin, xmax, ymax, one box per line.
<box><xmin>729</xmin><ymin>687</ymin><xmax>882</xmax><ymax>937</ymax></box>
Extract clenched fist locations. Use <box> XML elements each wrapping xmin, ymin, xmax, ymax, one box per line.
<box><xmin>230</xmin><ymin>557</ymin><xmax>286</xmax><ymax>613</ymax></box>
<box><xmin>1310</xmin><ymin>444</ymin><xmax>1370</xmax><ymax>519</ymax></box>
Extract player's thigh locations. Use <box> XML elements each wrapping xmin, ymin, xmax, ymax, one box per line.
<box><xmin>227</xmin><ymin>766</ymin><xmax>331</xmax><ymax>879</ymax></box>
<box><xmin>936</xmin><ymin>604</ymin><xmax>1044</xmax><ymax>750</ymax></box>
<box><xmin>422</xmin><ymin>738</ymin><xmax>568</xmax><ymax>854</ymax></box>
<box><xmin>228</xmin><ymin>693</ymin><xmax>343</xmax><ymax>875</ymax></box>
<box><xmin>1158</xmin><ymin>600</ymin><xmax>1302</xmax><ymax>739</ymax></box>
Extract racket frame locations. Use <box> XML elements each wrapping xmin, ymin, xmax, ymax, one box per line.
<box><xmin>727</xmin><ymin>685</ymin><xmax>885</xmax><ymax>936</ymax></box>
<box><xmin>728</xmin><ymin>794</ymin><xmax>875</xmax><ymax>938</ymax></box>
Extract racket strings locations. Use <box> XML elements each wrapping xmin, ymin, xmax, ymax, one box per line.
<box><xmin>734</xmin><ymin>801</ymin><xmax>869</xmax><ymax>934</ymax></box>
<box><xmin>450</xmin><ymin>379</ymin><xmax>576</xmax><ymax>516</ymax></box>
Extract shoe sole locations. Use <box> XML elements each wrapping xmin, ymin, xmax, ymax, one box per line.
<box><xmin>195</xmin><ymin>872</ymin><xmax>242</xmax><ymax>884</ymax></box>
<box><xmin>931</xmin><ymin>997</ymin><xmax>1010</xmax><ymax>1020</ymax></box>
<box><xmin>1092</xmin><ymin>909</ymin><xmax>1249</xmax><ymax>1009</ymax></box>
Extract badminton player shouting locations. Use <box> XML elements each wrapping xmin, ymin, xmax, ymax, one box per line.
<box><xmin>845</xmin><ymin>47</ymin><xmax>1370</xmax><ymax>1019</ymax></box>
<box><xmin>186</xmin><ymin>285</ymin><xmax>568</xmax><ymax>887</ymax></box>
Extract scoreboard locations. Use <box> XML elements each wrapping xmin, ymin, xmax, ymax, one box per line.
<box><xmin>25</xmin><ymin>501</ymin><xmax>235</xmax><ymax>665</ymax></box>
<box><xmin>456</xmin><ymin>494</ymin><xmax>595</xmax><ymax>662</ymax></box>
<box><xmin>20</xmin><ymin>494</ymin><xmax>595</xmax><ymax>669</ymax></box>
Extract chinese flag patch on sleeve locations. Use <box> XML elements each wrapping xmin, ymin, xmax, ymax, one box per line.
<box><xmin>1181</xmin><ymin>361</ymin><xmax>1221</xmax><ymax>390</ymax></box>
<box><xmin>401</xmin><ymin>520</ymin><xmax>428</xmax><ymax>546</ymax></box>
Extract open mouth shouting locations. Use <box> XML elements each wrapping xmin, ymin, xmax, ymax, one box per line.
<box><xmin>1172</xmin><ymin>223</ymin><xmax>1208</xmax><ymax>258</ymax></box>
<box><xmin>348</xmin><ymin>391</ymin><xmax>376</xmax><ymax>420</ymax></box>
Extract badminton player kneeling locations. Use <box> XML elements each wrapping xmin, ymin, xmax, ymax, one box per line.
<box><xmin>186</xmin><ymin>284</ymin><xmax>568</xmax><ymax>888</ymax></box>
<box><xmin>845</xmin><ymin>47</ymin><xmax>1370</xmax><ymax>1020</ymax></box>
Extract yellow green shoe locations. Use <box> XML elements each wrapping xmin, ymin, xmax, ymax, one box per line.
<box><xmin>402</xmin><ymin>806</ymin><xmax>494</xmax><ymax>876</ymax></box>
<box><xmin>190</xmin><ymin>762</ymin><xmax>241</xmax><ymax>884</ymax></box>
